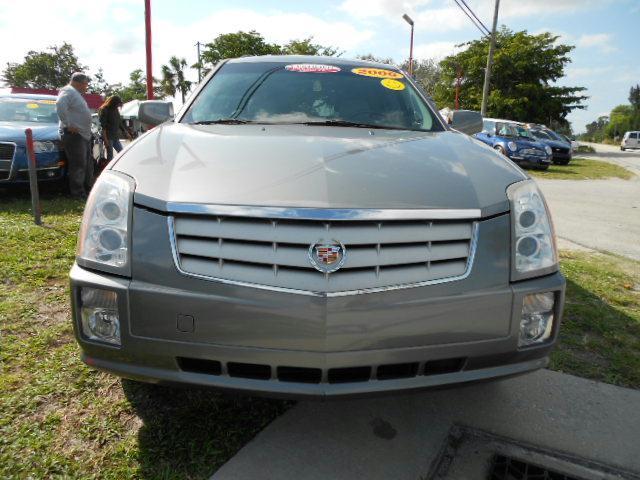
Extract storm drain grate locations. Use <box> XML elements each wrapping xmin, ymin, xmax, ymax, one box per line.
<box><xmin>489</xmin><ymin>455</ymin><xmax>583</xmax><ymax>480</ymax></box>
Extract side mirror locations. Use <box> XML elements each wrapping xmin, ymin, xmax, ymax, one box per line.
<box><xmin>138</xmin><ymin>101</ymin><xmax>174</xmax><ymax>127</ymax></box>
<box><xmin>450</xmin><ymin>110</ymin><xmax>483</xmax><ymax>136</ymax></box>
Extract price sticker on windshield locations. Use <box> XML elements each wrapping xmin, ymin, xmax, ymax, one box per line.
<box><xmin>380</xmin><ymin>79</ymin><xmax>405</xmax><ymax>91</ymax></box>
<box><xmin>351</xmin><ymin>68</ymin><xmax>404</xmax><ymax>79</ymax></box>
<box><xmin>285</xmin><ymin>64</ymin><xmax>341</xmax><ymax>73</ymax></box>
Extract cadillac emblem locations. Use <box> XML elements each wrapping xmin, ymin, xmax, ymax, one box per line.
<box><xmin>308</xmin><ymin>241</ymin><xmax>346</xmax><ymax>273</ymax></box>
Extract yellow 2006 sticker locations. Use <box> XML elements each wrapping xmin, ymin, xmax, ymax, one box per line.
<box><xmin>26</xmin><ymin>103</ymin><xmax>40</xmax><ymax>109</ymax></box>
<box><xmin>380</xmin><ymin>79</ymin><xmax>405</xmax><ymax>91</ymax></box>
<box><xmin>351</xmin><ymin>67</ymin><xmax>403</xmax><ymax>79</ymax></box>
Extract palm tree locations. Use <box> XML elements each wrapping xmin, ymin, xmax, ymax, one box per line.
<box><xmin>160</xmin><ymin>56</ymin><xmax>192</xmax><ymax>103</ymax></box>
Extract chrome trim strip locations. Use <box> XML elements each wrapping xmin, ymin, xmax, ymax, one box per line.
<box><xmin>164</xmin><ymin>203</ymin><xmax>482</xmax><ymax>221</ymax></box>
<box><xmin>168</xmin><ymin>216</ymin><xmax>479</xmax><ymax>297</ymax></box>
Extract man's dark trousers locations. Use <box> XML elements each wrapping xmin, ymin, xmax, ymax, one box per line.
<box><xmin>62</xmin><ymin>131</ymin><xmax>94</xmax><ymax>198</ymax></box>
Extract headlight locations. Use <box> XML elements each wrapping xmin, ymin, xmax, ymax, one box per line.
<box><xmin>507</xmin><ymin>180</ymin><xmax>558</xmax><ymax>280</ymax></box>
<box><xmin>507</xmin><ymin>141</ymin><xmax>517</xmax><ymax>151</ymax></box>
<box><xmin>77</xmin><ymin>171</ymin><xmax>135</xmax><ymax>275</ymax></box>
<box><xmin>545</xmin><ymin>145</ymin><xmax>552</xmax><ymax>155</ymax></box>
<box><xmin>33</xmin><ymin>140</ymin><xmax>61</xmax><ymax>153</ymax></box>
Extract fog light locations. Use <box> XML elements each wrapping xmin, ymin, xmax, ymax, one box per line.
<box><xmin>80</xmin><ymin>288</ymin><xmax>120</xmax><ymax>345</ymax></box>
<box><xmin>519</xmin><ymin>292</ymin><xmax>555</xmax><ymax>347</ymax></box>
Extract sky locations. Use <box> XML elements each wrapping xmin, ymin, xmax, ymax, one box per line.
<box><xmin>0</xmin><ymin>0</ymin><xmax>638</xmax><ymax>132</ymax></box>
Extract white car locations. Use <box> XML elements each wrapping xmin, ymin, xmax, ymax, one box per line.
<box><xmin>621</xmin><ymin>131</ymin><xmax>640</xmax><ymax>151</ymax></box>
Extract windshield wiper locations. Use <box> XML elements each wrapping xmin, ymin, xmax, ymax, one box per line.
<box><xmin>191</xmin><ymin>118</ymin><xmax>253</xmax><ymax>125</ymax></box>
<box><xmin>296</xmin><ymin>120</ymin><xmax>412</xmax><ymax>131</ymax></box>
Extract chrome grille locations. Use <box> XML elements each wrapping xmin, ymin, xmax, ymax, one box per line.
<box><xmin>0</xmin><ymin>142</ymin><xmax>16</xmax><ymax>173</ymax></box>
<box><xmin>170</xmin><ymin>212</ymin><xmax>477</xmax><ymax>295</ymax></box>
<box><xmin>521</xmin><ymin>148</ymin><xmax>544</xmax><ymax>156</ymax></box>
<box><xmin>0</xmin><ymin>142</ymin><xmax>15</xmax><ymax>160</ymax></box>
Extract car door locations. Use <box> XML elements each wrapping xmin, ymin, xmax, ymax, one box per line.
<box><xmin>631</xmin><ymin>132</ymin><xmax>640</xmax><ymax>148</ymax></box>
<box><xmin>475</xmin><ymin>120</ymin><xmax>495</xmax><ymax>146</ymax></box>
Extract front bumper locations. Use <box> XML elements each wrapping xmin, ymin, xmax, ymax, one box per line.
<box><xmin>70</xmin><ymin>262</ymin><xmax>565</xmax><ymax>399</ymax></box>
<box><xmin>0</xmin><ymin>147</ymin><xmax>66</xmax><ymax>183</ymax></box>
<box><xmin>551</xmin><ymin>150</ymin><xmax>572</xmax><ymax>162</ymax></box>
<box><xmin>508</xmin><ymin>152</ymin><xmax>552</xmax><ymax>167</ymax></box>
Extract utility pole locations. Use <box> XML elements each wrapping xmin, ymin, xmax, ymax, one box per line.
<box><xmin>480</xmin><ymin>0</ymin><xmax>500</xmax><ymax>116</ymax></box>
<box><xmin>195</xmin><ymin>41</ymin><xmax>203</xmax><ymax>82</ymax></box>
<box><xmin>144</xmin><ymin>0</ymin><xmax>154</xmax><ymax>99</ymax></box>
<box><xmin>455</xmin><ymin>66</ymin><xmax>463</xmax><ymax>110</ymax></box>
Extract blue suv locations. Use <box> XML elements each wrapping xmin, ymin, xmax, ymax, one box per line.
<box><xmin>0</xmin><ymin>94</ymin><xmax>67</xmax><ymax>185</ymax></box>
<box><xmin>474</xmin><ymin>118</ymin><xmax>552</xmax><ymax>170</ymax></box>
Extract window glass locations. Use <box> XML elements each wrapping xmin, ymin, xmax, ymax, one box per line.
<box><xmin>0</xmin><ymin>98</ymin><xmax>58</xmax><ymax>123</ymax></box>
<box><xmin>183</xmin><ymin>62</ymin><xmax>442</xmax><ymax>132</ymax></box>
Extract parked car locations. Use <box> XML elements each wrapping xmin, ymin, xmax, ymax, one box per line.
<box><xmin>0</xmin><ymin>94</ymin><xmax>66</xmax><ymax>184</ymax></box>
<box><xmin>526</xmin><ymin>126</ymin><xmax>572</xmax><ymax>165</ymax></box>
<box><xmin>70</xmin><ymin>56</ymin><xmax>565</xmax><ymax>398</ymax></box>
<box><xmin>621</xmin><ymin>131</ymin><xmax>640</xmax><ymax>151</ymax></box>
<box><xmin>474</xmin><ymin>118</ymin><xmax>552</xmax><ymax>170</ymax></box>
<box><xmin>559</xmin><ymin>134</ymin><xmax>580</xmax><ymax>153</ymax></box>
<box><xmin>120</xmin><ymin>99</ymin><xmax>174</xmax><ymax>138</ymax></box>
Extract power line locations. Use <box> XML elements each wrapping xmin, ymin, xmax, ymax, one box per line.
<box><xmin>452</xmin><ymin>0</ymin><xmax>490</xmax><ymax>37</ymax></box>
<box><xmin>458</xmin><ymin>0</ymin><xmax>491</xmax><ymax>34</ymax></box>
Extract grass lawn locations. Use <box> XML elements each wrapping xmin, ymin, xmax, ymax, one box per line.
<box><xmin>1</xmin><ymin>189</ymin><xmax>639</xmax><ymax>478</ymax></box>
<box><xmin>550</xmin><ymin>251</ymin><xmax>640</xmax><ymax>388</ymax></box>
<box><xmin>0</xmin><ymin>190</ymin><xmax>290</xmax><ymax>480</ymax></box>
<box><xmin>528</xmin><ymin>157</ymin><xmax>634</xmax><ymax>180</ymax></box>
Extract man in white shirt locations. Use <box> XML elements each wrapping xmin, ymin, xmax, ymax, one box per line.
<box><xmin>56</xmin><ymin>72</ymin><xmax>94</xmax><ymax>199</ymax></box>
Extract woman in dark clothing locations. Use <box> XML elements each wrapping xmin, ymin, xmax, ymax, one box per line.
<box><xmin>98</xmin><ymin>95</ymin><xmax>131</xmax><ymax>161</ymax></box>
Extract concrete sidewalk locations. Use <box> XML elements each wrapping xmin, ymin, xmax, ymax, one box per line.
<box><xmin>213</xmin><ymin>370</ymin><xmax>640</xmax><ymax>479</ymax></box>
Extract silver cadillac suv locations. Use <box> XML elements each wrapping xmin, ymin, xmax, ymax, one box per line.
<box><xmin>70</xmin><ymin>56</ymin><xmax>565</xmax><ymax>398</ymax></box>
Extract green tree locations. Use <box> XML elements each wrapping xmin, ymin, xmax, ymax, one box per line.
<box><xmin>606</xmin><ymin>105</ymin><xmax>633</xmax><ymax>139</ymax></box>
<box><xmin>198</xmin><ymin>31</ymin><xmax>281</xmax><ymax>74</ymax></box>
<box><xmin>88</xmin><ymin>68</ymin><xmax>117</xmax><ymax>96</ymax></box>
<box><xmin>115</xmin><ymin>69</ymin><xmax>162</xmax><ymax>103</ymax></box>
<box><xmin>281</xmin><ymin>37</ymin><xmax>341</xmax><ymax>56</ymax></box>
<box><xmin>161</xmin><ymin>56</ymin><xmax>192</xmax><ymax>103</ymax></box>
<box><xmin>356</xmin><ymin>54</ymin><xmax>394</xmax><ymax>65</ymax></box>
<box><xmin>2</xmin><ymin>42</ymin><xmax>87</xmax><ymax>89</ymax></box>
<box><xmin>401</xmin><ymin>58</ymin><xmax>441</xmax><ymax>96</ymax></box>
<box><xmin>433</xmin><ymin>28</ymin><xmax>587</xmax><ymax>128</ymax></box>
<box><xmin>629</xmin><ymin>84</ymin><xmax>640</xmax><ymax>109</ymax></box>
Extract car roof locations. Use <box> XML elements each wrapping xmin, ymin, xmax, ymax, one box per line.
<box><xmin>227</xmin><ymin>55</ymin><xmax>403</xmax><ymax>71</ymax></box>
<box><xmin>0</xmin><ymin>93</ymin><xmax>58</xmax><ymax>101</ymax></box>
<box><xmin>483</xmin><ymin>118</ymin><xmax>523</xmax><ymax>124</ymax></box>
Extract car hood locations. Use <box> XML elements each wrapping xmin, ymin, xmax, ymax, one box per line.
<box><xmin>512</xmin><ymin>138</ymin><xmax>546</xmax><ymax>149</ymax></box>
<box><xmin>537</xmin><ymin>138</ymin><xmax>570</xmax><ymax>149</ymax></box>
<box><xmin>0</xmin><ymin>122</ymin><xmax>59</xmax><ymax>143</ymax></box>
<box><xmin>114</xmin><ymin>123</ymin><xmax>526</xmax><ymax>216</ymax></box>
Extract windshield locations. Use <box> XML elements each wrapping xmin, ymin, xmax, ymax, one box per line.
<box><xmin>544</xmin><ymin>129</ymin><xmax>565</xmax><ymax>142</ymax></box>
<box><xmin>182</xmin><ymin>61</ymin><xmax>442</xmax><ymax>132</ymax></box>
<box><xmin>531</xmin><ymin>129</ymin><xmax>552</xmax><ymax>140</ymax></box>
<box><xmin>495</xmin><ymin>122</ymin><xmax>519</xmax><ymax>137</ymax></box>
<box><xmin>0</xmin><ymin>98</ymin><xmax>58</xmax><ymax>123</ymax></box>
<box><xmin>514</xmin><ymin>125</ymin><xmax>534</xmax><ymax>139</ymax></box>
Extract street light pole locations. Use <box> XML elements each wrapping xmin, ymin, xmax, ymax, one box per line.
<box><xmin>144</xmin><ymin>0</ymin><xmax>154</xmax><ymax>99</ymax></box>
<box><xmin>402</xmin><ymin>14</ymin><xmax>414</xmax><ymax>76</ymax></box>
<box><xmin>480</xmin><ymin>0</ymin><xmax>500</xmax><ymax>116</ymax></box>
